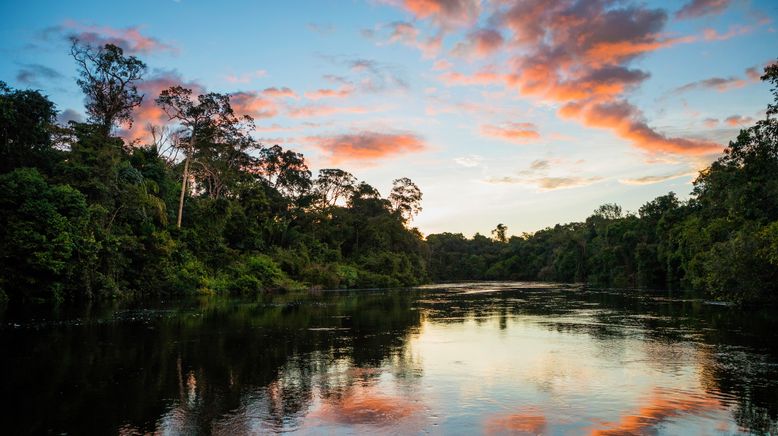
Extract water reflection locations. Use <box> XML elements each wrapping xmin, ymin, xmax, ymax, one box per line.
<box><xmin>1</xmin><ymin>283</ymin><xmax>777</xmax><ymax>434</ymax></box>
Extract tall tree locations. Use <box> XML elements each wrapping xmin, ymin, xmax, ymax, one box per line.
<box><xmin>315</xmin><ymin>168</ymin><xmax>357</xmax><ymax>208</ymax></box>
<box><xmin>258</xmin><ymin>145</ymin><xmax>312</xmax><ymax>198</ymax></box>
<box><xmin>70</xmin><ymin>41</ymin><xmax>146</xmax><ymax>135</ymax></box>
<box><xmin>492</xmin><ymin>223</ymin><xmax>508</xmax><ymax>243</ymax></box>
<box><xmin>389</xmin><ymin>177</ymin><xmax>422</xmax><ymax>223</ymax></box>
<box><xmin>155</xmin><ymin>86</ymin><xmax>244</xmax><ymax>228</ymax></box>
<box><xmin>0</xmin><ymin>82</ymin><xmax>58</xmax><ymax>174</ymax></box>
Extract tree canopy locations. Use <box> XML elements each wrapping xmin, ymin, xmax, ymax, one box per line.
<box><xmin>0</xmin><ymin>44</ymin><xmax>776</xmax><ymax>305</ymax></box>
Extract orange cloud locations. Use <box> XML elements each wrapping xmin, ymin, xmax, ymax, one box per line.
<box><xmin>304</xmin><ymin>87</ymin><xmax>353</xmax><ymax>100</ymax></box>
<box><xmin>118</xmin><ymin>71</ymin><xmax>205</xmax><ymax>142</ymax></box>
<box><xmin>724</xmin><ymin>114</ymin><xmax>754</xmax><ymax>126</ymax></box>
<box><xmin>433</xmin><ymin>59</ymin><xmax>453</xmax><ymax>71</ymax></box>
<box><xmin>57</xmin><ymin>20</ymin><xmax>177</xmax><ymax>54</ymax></box>
<box><xmin>703</xmin><ymin>24</ymin><xmax>753</xmax><ymax>41</ymax></box>
<box><xmin>401</xmin><ymin>0</ymin><xmax>480</xmax><ymax>28</ymax></box>
<box><xmin>262</xmin><ymin>86</ymin><xmax>297</xmax><ymax>99</ymax></box>
<box><xmin>439</xmin><ymin>69</ymin><xmax>504</xmax><ymax>86</ymax></box>
<box><xmin>308</xmin><ymin>130</ymin><xmax>426</xmax><ymax>163</ymax></box>
<box><xmin>386</xmin><ymin>21</ymin><xmax>442</xmax><ymax>57</ymax></box>
<box><xmin>230</xmin><ymin>91</ymin><xmax>281</xmax><ymax>119</ymax></box>
<box><xmin>703</xmin><ymin>118</ymin><xmax>719</xmax><ymax>128</ymax></box>
<box><xmin>560</xmin><ymin>99</ymin><xmax>721</xmax><ymax>155</ymax></box>
<box><xmin>480</xmin><ymin>122</ymin><xmax>540</xmax><ymax>143</ymax></box>
<box><xmin>583</xmin><ymin>36</ymin><xmax>696</xmax><ymax>68</ymax></box>
<box><xmin>287</xmin><ymin>104</ymin><xmax>369</xmax><ymax>118</ymax></box>
<box><xmin>676</xmin><ymin>0</ymin><xmax>733</xmax><ymax>20</ymax></box>
<box><xmin>453</xmin><ymin>28</ymin><xmax>504</xmax><ymax>58</ymax></box>
<box><xmin>435</xmin><ymin>0</ymin><xmax>722</xmax><ymax>156</ymax></box>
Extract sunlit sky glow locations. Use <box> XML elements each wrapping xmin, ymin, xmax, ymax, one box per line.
<box><xmin>2</xmin><ymin>0</ymin><xmax>776</xmax><ymax>236</ymax></box>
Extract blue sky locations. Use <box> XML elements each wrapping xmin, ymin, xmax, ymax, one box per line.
<box><xmin>2</xmin><ymin>0</ymin><xmax>776</xmax><ymax>236</ymax></box>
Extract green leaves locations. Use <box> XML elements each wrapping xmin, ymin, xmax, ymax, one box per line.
<box><xmin>0</xmin><ymin>168</ymin><xmax>92</xmax><ymax>301</ymax></box>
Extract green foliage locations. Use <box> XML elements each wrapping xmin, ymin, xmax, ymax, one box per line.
<box><xmin>425</xmin><ymin>61</ymin><xmax>778</xmax><ymax>304</ymax></box>
<box><xmin>0</xmin><ymin>168</ymin><xmax>93</xmax><ymax>301</ymax></box>
<box><xmin>2</xmin><ymin>55</ymin><xmax>777</xmax><ymax>305</ymax></box>
<box><xmin>0</xmin><ymin>82</ymin><xmax>60</xmax><ymax>174</ymax></box>
<box><xmin>0</xmin><ymin>72</ymin><xmax>428</xmax><ymax>302</ymax></box>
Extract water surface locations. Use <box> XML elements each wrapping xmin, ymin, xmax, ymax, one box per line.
<box><xmin>2</xmin><ymin>283</ymin><xmax>777</xmax><ymax>434</ymax></box>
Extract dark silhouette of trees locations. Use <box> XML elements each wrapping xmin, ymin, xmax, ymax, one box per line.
<box><xmin>0</xmin><ymin>81</ymin><xmax>58</xmax><ymax>174</ymax></box>
<box><xmin>155</xmin><ymin>86</ymin><xmax>248</xmax><ymax>227</ymax></box>
<box><xmin>389</xmin><ymin>177</ymin><xmax>422</xmax><ymax>223</ymax></box>
<box><xmin>492</xmin><ymin>223</ymin><xmax>507</xmax><ymax>243</ymax></box>
<box><xmin>315</xmin><ymin>168</ymin><xmax>357</xmax><ymax>208</ymax></box>
<box><xmin>70</xmin><ymin>41</ymin><xmax>146</xmax><ymax>135</ymax></box>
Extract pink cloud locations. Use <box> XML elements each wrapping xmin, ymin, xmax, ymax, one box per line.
<box><xmin>724</xmin><ymin>114</ymin><xmax>754</xmax><ymax>126</ymax></box>
<box><xmin>433</xmin><ymin>59</ymin><xmax>453</xmax><ymax>71</ymax></box>
<box><xmin>480</xmin><ymin>122</ymin><xmax>540</xmax><ymax>144</ymax></box>
<box><xmin>386</xmin><ymin>21</ymin><xmax>442</xmax><ymax>57</ymax></box>
<box><xmin>672</xmin><ymin>64</ymin><xmax>765</xmax><ymax>94</ymax></box>
<box><xmin>703</xmin><ymin>25</ymin><xmax>754</xmax><ymax>41</ymax></box>
<box><xmin>676</xmin><ymin>0</ymin><xmax>732</xmax><ymax>20</ymax></box>
<box><xmin>439</xmin><ymin>68</ymin><xmax>504</xmax><ymax>86</ymax></box>
<box><xmin>230</xmin><ymin>91</ymin><xmax>281</xmax><ymax>119</ymax></box>
<box><xmin>262</xmin><ymin>86</ymin><xmax>298</xmax><ymax>99</ymax></box>
<box><xmin>118</xmin><ymin>71</ymin><xmax>205</xmax><ymax>142</ymax></box>
<box><xmin>452</xmin><ymin>28</ymin><xmax>504</xmax><ymax>58</ymax></box>
<box><xmin>400</xmin><ymin>0</ymin><xmax>480</xmax><ymax>28</ymax></box>
<box><xmin>434</xmin><ymin>0</ymin><xmax>722</xmax><ymax>156</ymax></box>
<box><xmin>58</xmin><ymin>20</ymin><xmax>177</xmax><ymax>55</ymax></box>
<box><xmin>287</xmin><ymin>104</ymin><xmax>370</xmax><ymax>118</ymax></box>
<box><xmin>559</xmin><ymin>99</ymin><xmax>721</xmax><ymax>155</ymax></box>
<box><xmin>304</xmin><ymin>87</ymin><xmax>353</xmax><ymax>100</ymax></box>
<box><xmin>307</xmin><ymin>130</ymin><xmax>426</xmax><ymax>163</ymax></box>
<box><xmin>703</xmin><ymin>118</ymin><xmax>719</xmax><ymax>128</ymax></box>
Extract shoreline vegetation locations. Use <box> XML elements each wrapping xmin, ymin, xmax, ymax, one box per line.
<box><xmin>1</xmin><ymin>43</ymin><xmax>777</xmax><ymax>305</ymax></box>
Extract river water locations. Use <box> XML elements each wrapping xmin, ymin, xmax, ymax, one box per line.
<box><xmin>2</xmin><ymin>282</ymin><xmax>777</xmax><ymax>434</ymax></box>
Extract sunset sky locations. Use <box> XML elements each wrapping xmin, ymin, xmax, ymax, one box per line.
<box><xmin>2</xmin><ymin>0</ymin><xmax>776</xmax><ymax>236</ymax></box>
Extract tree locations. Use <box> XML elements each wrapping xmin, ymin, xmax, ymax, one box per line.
<box><xmin>0</xmin><ymin>82</ymin><xmax>59</xmax><ymax>174</ymax></box>
<box><xmin>389</xmin><ymin>177</ymin><xmax>422</xmax><ymax>223</ymax></box>
<box><xmin>0</xmin><ymin>168</ymin><xmax>93</xmax><ymax>301</ymax></box>
<box><xmin>155</xmin><ymin>86</ymin><xmax>246</xmax><ymax>227</ymax></box>
<box><xmin>593</xmin><ymin>203</ymin><xmax>623</xmax><ymax>220</ymax></box>
<box><xmin>492</xmin><ymin>223</ymin><xmax>507</xmax><ymax>243</ymax></box>
<box><xmin>315</xmin><ymin>168</ymin><xmax>356</xmax><ymax>208</ymax></box>
<box><xmin>258</xmin><ymin>145</ymin><xmax>312</xmax><ymax>198</ymax></box>
<box><xmin>70</xmin><ymin>41</ymin><xmax>146</xmax><ymax>134</ymax></box>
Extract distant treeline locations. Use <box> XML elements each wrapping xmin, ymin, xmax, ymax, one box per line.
<box><xmin>0</xmin><ymin>42</ymin><xmax>776</xmax><ymax>304</ymax></box>
<box><xmin>427</xmin><ymin>61</ymin><xmax>778</xmax><ymax>304</ymax></box>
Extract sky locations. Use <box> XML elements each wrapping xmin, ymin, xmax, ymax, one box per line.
<box><xmin>1</xmin><ymin>0</ymin><xmax>777</xmax><ymax>237</ymax></box>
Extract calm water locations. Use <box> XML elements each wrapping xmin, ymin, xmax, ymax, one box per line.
<box><xmin>2</xmin><ymin>283</ymin><xmax>777</xmax><ymax>435</ymax></box>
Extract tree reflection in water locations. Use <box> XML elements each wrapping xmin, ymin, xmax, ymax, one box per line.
<box><xmin>1</xmin><ymin>284</ymin><xmax>777</xmax><ymax>434</ymax></box>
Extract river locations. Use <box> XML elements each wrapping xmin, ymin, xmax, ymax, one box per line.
<box><xmin>1</xmin><ymin>282</ymin><xmax>777</xmax><ymax>434</ymax></box>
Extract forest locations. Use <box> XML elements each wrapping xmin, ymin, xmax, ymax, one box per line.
<box><xmin>428</xmin><ymin>61</ymin><xmax>778</xmax><ymax>304</ymax></box>
<box><xmin>1</xmin><ymin>42</ymin><xmax>776</xmax><ymax>304</ymax></box>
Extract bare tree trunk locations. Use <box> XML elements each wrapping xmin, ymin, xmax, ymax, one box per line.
<box><xmin>176</xmin><ymin>133</ymin><xmax>195</xmax><ymax>228</ymax></box>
